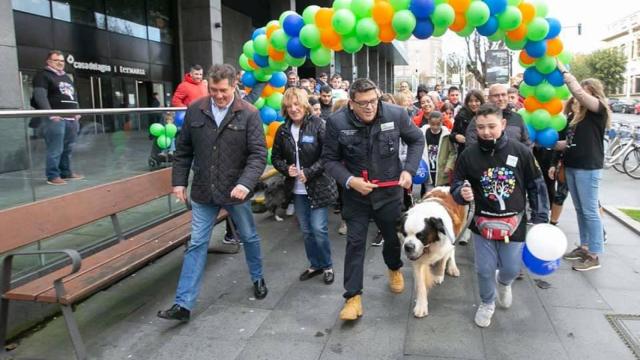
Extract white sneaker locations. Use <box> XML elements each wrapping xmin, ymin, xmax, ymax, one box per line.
<box><xmin>286</xmin><ymin>203</ymin><xmax>295</xmax><ymax>216</ymax></box>
<box><xmin>474</xmin><ymin>302</ymin><xmax>495</xmax><ymax>328</ymax></box>
<box><xmin>496</xmin><ymin>282</ymin><xmax>512</xmax><ymax>309</ymax></box>
<box><xmin>338</xmin><ymin>221</ymin><xmax>347</xmax><ymax>235</ymax></box>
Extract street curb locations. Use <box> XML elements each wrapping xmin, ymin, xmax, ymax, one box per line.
<box><xmin>603</xmin><ymin>206</ymin><xmax>640</xmax><ymax>236</ymax></box>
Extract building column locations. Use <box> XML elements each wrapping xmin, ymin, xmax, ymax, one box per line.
<box><xmin>337</xmin><ymin>52</ymin><xmax>353</xmax><ymax>82</ymax></box>
<box><xmin>356</xmin><ymin>48</ymin><xmax>369</xmax><ymax>79</ymax></box>
<box><xmin>180</xmin><ymin>0</ymin><xmax>224</xmax><ymax>72</ymax></box>
<box><xmin>0</xmin><ymin>1</ymin><xmax>21</xmax><ymax>110</ymax></box>
<box><xmin>387</xmin><ymin>61</ymin><xmax>394</xmax><ymax>93</ymax></box>
<box><xmin>378</xmin><ymin>51</ymin><xmax>386</xmax><ymax>92</ymax></box>
<box><xmin>369</xmin><ymin>47</ymin><xmax>379</xmax><ymax>83</ymax></box>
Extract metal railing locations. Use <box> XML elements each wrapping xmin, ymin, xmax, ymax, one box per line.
<box><xmin>0</xmin><ymin>107</ymin><xmax>186</xmax><ymax>118</ymax></box>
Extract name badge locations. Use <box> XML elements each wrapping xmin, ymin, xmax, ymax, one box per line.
<box><xmin>341</xmin><ymin>129</ymin><xmax>358</xmax><ymax>135</ymax></box>
<box><xmin>301</xmin><ymin>135</ymin><xmax>315</xmax><ymax>143</ymax></box>
<box><xmin>506</xmin><ymin>155</ymin><xmax>519</xmax><ymax>167</ymax></box>
<box><xmin>380</xmin><ymin>122</ymin><xmax>395</xmax><ymax>132</ymax></box>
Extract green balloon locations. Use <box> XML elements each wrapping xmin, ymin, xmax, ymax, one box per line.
<box><xmin>488</xmin><ymin>29</ymin><xmax>505</xmax><ymax>42</ymax></box>
<box><xmin>390</xmin><ymin>0</ymin><xmax>411</xmax><ymax>10</ymax></box>
<box><xmin>533</xmin><ymin>0</ymin><xmax>548</xmax><ymax>17</ymax></box>
<box><xmin>432</xmin><ymin>4</ymin><xmax>455</xmax><ymax>28</ymax></box>
<box><xmin>392</xmin><ymin>10</ymin><xmax>417</xmax><ymax>36</ymax></box>
<box><xmin>303</xmin><ymin>5</ymin><xmax>320</xmax><ymax>25</ymax></box>
<box><xmin>164</xmin><ymin>123</ymin><xmax>177</xmax><ymax>138</ymax></box>
<box><xmin>433</xmin><ymin>25</ymin><xmax>448</xmax><ymax>37</ymax></box>
<box><xmin>457</xmin><ymin>24</ymin><xmax>475</xmax><ymax>37</ymax></box>
<box><xmin>535</xmin><ymin>82</ymin><xmax>556</xmax><ymax>103</ymax></box>
<box><xmin>156</xmin><ymin>135</ymin><xmax>171</xmax><ymax>149</ymax></box>
<box><xmin>351</xmin><ymin>0</ymin><xmax>374</xmax><ymax>18</ymax></box>
<box><xmin>466</xmin><ymin>1</ymin><xmax>490</xmax><ymax>27</ymax></box>
<box><xmin>269</xmin><ymin>58</ymin><xmax>289</xmax><ymax>72</ymax></box>
<box><xmin>518</xmin><ymin>109</ymin><xmax>531</xmax><ymax>125</ymax></box>
<box><xmin>550</xmin><ymin>114</ymin><xmax>567</xmax><ymax>131</ymax></box>
<box><xmin>263</xmin><ymin>123</ymin><xmax>268</xmax><ymax>134</ymax></box>
<box><xmin>365</xmin><ymin>37</ymin><xmax>382</xmax><ymax>47</ymax></box>
<box><xmin>535</xmin><ymin>56</ymin><xmax>556</xmax><ymax>74</ymax></box>
<box><xmin>558</xmin><ymin>50</ymin><xmax>573</xmax><ymax>65</ymax></box>
<box><xmin>434</xmin><ymin>0</ymin><xmax>446</xmax><ymax>3</ymax></box>
<box><xmin>395</xmin><ymin>31</ymin><xmax>412</xmax><ymax>41</ymax></box>
<box><xmin>254</xmin><ymin>97</ymin><xmax>265</xmax><ymax>109</ymax></box>
<box><xmin>333</xmin><ymin>9</ymin><xmax>357</xmax><ymax>35</ymax></box>
<box><xmin>507</xmin><ymin>0</ymin><xmax>522</xmax><ymax>5</ymax></box>
<box><xmin>556</xmin><ymin>85</ymin><xmax>570</xmax><ymax>100</ymax></box>
<box><xmin>531</xmin><ymin>109</ymin><xmax>551</xmax><ymax>130</ymax></box>
<box><xmin>310</xmin><ymin>47</ymin><xmax>332</xmax><ymax>66</ymax></box>
<box><xmin>267</xmin><ymin>148</ymin><xmax>272</xmax><ymax>165</ymax></box>
<box><xmin>254</xmin><ymin>68</ymin><xmax>272</xmax><ymax>82</ymax></box>
<box><xmin>342</xmin><ymin>35</ymin><xmax>364</xmax><ymax>53</ymax></box>
<box><xmin>270</xmin><ymin>29</ymin><xmax>289</xmax><ymax>51</ymax></box>
<box><xmin>239</xmin><ymin>54</ymin><xmax>252</xmax><ymax>71</ymax></box>
<box><xmin>285</xmin><ymin>53</ymin><xmax>306</xmax><ymax>67</ymax></box>
<box><xmin>356</xmin><ymin>18</ymin><xmax>380</xmax><ymax>44</ymax></box>
<box><xmin>498</xmin><ymin>6</ymin><xmax>522</xmax><ymax>31</ymax></box>
<box><xmin>267</xmin><ymin>92</ymin><xmax>284</xmax><ymax>110</ymax></box>
<box><xmin>253</xmin><ymin>34</ymin><xmax>269</xmax><ymax>56</ymax></box>
<box><xmin>243</xmin><ymin>40</ymin><xmax>255</xmax><ymax>59</ymax></box>
<box><xmin>333</xmin><ymin>0</ymin><xmax>352</xmax><ymax>10</ymax></box>
<box><xmin>279</xmin><ymin>10</ymin><xmax>296</xmax><ymax>25</ymax></box>
<box><xmin>149</xmin><ymin>123</ymin><xmax>164</xmax><ymax>137</ymax></box>
<box><xmin>267</xmin><ymin>20</ymin><xmax>280</xmax><ymax>28</ymax></box>
<box><xmin>300</xmin><ymin>24</ymin><xmax>322</xmax><ymax>48</ymax></box>
<box><xmin>505</xmin><ymin>37</ymin><xmax>526</xmax><ymax>50</ymax></box>
<box><xmin>527</xmin><ymin>17</ymin><xmax>550</xmax><ymax>42</ymax></box>
<box><xmin>519</xmin><ymin>83</ymin><xmax>535</xmax><ymax>98</ymax></box>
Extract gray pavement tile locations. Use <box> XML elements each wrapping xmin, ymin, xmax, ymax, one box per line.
<box><xmin>606</xmin><ymin>244</ymin><xmax>640</xmax><ymax>272</ymax></box>
<box><xmin>598</xmin><ymin>288</ymin><xmax>640</xmax><ymax>314</ymax></box>
<box><xmin>546</xmin><ymin>307</ymin><xmax>636</xmax><ymax>360</ymax></box>
<box><xmin>235</xmin><ymin>337</ymin><xmax>325</xmax><ymax>360</ymax></box>
<box><xmin>145</xmin><ymin>336</ymin><xmax>245</xmax><ymax>360</ymax></box>
<box><xmin>175</xmin><ymin>304</ymin><xmax>270</xmax><ymax>340</ymax></box>
<box><xmin>530</xmin><ymin>267</ymin><xmax>611</xmax><ymax>310</ymax></box>
<box><xmin>580</xmin><ymin>256</ymin><xmax>640</xmax><ymax>291</ymax></box>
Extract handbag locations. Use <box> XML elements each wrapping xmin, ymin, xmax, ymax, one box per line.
<box><xmin>474</xmin><ymin>213</ymin><xmax>523</xmax><ymax>243</ymax></box>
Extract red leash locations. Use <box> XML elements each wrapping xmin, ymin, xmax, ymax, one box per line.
<box><xmin>361</xmin><ymin>170</ymin><xmax>400</xmax><ymax>188</ymax></box>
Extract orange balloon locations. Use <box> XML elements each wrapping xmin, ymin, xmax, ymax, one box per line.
<box><xmin>266</xmin><ymin>23</ymin><xmax>280</xmax><ymax>38</ymax></box>
<box><xmin>262</xmin><ymin>85</ymin><xmax>275</xmax><ymax>98</ymax></box>
<box><xmin>321</xmin><ymin>28</ymin><xmax>341</xmax><ymax>48</ymax></box>
<box><xmin>330</xmin><ymin>42</ymin><xmax>343</xmax><ymax>52</ymax></box>
<box><xmin>524</xmin><ymin>96</ymin><xmax>543</xmax><ymax>112</ymax></box>
<box><xmin>507</xmin><ymin>23</ymin><xmax>527</xmax><ymax>41</ymax></box>
<box><xmin>518</xmin><ymin>2</ymin><xmax>536</xmax><ymax>23</ymax></box>
<box><xmin>379</xmin><ymin>24</ymin><xmax>396</xmax><ymax>43</ymax></box>
<box><xmin>274</xmin><ymin>86</ymin><xmax>285</xmax><ymax>94</ymax></box>
<box><xmin>266</xmin><ymin>135</ymin><xmax>274</xmax><ymax>149</ymax></box>
<box><xmin>244</xmin><ymin>87</ymin><xmax>252</xmax><ymax>95</ymax></box>
<box><xmin>449</xmin><ymin>0</ymin><xmax>471</xmax><ymax>13</ymax></box>
<box><xmin>316</xmin><ymin>8</ymin><xmax>334</xmax><ymax>29</ymax></box>
<box><xmin>519</xmin><ymin>50</ymin><xmax>535</xmax><ymax>65</ymax></box>
<box><xmin>546</xmin><ymin>38</ymin><xmax>564</xmax><ymax>56</ymax></box>
<box><xmin>372</xmin><ymin>1</ymin><xmax>394</xmax><ymax>25</ymax></box>
<box><xmin>267</xmin><ymin>121</ymin><xmax>281</xmax><ymax>137</ymax></box>
<box><xmin>544</xmin><ymin>98</ymin><xmax>563</xmax><ymax>115</ymax></box>
<box><xmin>449</xmin><ymin>14</ymin><xmax>467</xmax><ymax>32</ymax></box>
<box><xmin>268</xmin><ymin>45</ymin><xmax>285</xmax><ymax>61</ymax></box>
<box><xmin>248</xmin><ymin>59</ymin><xmax>258</xmax><ymax>69</ymax></box>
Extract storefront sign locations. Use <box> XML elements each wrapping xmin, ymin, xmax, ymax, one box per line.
<box><xmin>66</xmin><ymin>54</ymin><xmax>146</xmax><ymax>76</ymax></box>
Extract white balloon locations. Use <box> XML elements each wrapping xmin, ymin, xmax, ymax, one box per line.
<box><xmin>525</xmin><ymin>224</ymin><xmax>568</xmax><ymax>261</ymax></box>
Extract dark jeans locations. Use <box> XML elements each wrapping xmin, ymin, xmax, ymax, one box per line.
<box><xmin>343</xmin><ymin>199</ymin><xmax>403</xmax><ymax>298</ymax></box>
<box><xmin>44</xmin><ymin>119</ymin><xmax>78</xmax><ymax>180</ymax></box>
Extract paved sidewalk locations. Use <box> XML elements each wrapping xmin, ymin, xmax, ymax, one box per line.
<box><xmin>6</xmin><ymin>170</ymin><xmax>640</xmax><ymax>360</ymax></box>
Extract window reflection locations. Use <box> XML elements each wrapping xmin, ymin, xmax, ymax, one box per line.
<box><xmin>147</xmin><ymin>0</ymin><xmax>172</xmax><ymax>44</ymax></box>
<box><xmin>105</xmin><ymin>0</ymin><xmax>147</xmax><ymax>39</ymax></box>
<box><xmin>52</xmin><ymin>0</ymin><xmax>106</xmax><ymax>29</ymax></box>
<box><xmin>12</xmin><ymin>0</ymin><xmax>51</xmax><ymax>17</ymax></box>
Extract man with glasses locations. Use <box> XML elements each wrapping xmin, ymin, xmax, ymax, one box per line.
<box><xmin>464</xmin><ymin>84</ymin><xmax>530</xmax><ymax>147</ymax></box>
<box><xmin>323</xmin><ymin>78</ymin><xmax>424</xmax><ymax>321</ymax></box>
<box><xmin>32</xmin><ymin>50</ymin><xmax>83</xmax><ymax>185</ymax></box>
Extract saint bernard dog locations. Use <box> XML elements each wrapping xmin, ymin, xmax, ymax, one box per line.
<box><xmin>397</xmin><ymin>187</ymin><xmax>470</xmax><ymax>318</ymax></box>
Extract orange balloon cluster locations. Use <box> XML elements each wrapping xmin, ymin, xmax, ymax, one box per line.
<box><xmin>316</xmin><ymin>8</ymin><xmax>334</xmax><ymax>28</ymax></box>
<box><xmin>372</xmin><ymin>0</ymin><xmax>394</xmax><ymax>25</ymax></box>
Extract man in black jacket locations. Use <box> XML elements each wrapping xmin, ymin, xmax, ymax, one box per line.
<box><xmin>451</xmin><ymin>104</ymin><xmax>548</xmax><ymax>328</ymax></box>
<box><xmin>323</xmin><ymin>78</ymin><xmax>425</xmax><ymax>320</ymax></box>
<box><xmin>158</xmin><ymin>64</ymin><xmax>268</xmax><ymax>322</ymax></box>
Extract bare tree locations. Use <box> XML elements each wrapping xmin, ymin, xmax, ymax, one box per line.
<box><xmin>464</xmin><ymin>32</ymin><xmax>505</xmax><ymax>89</ymax></box>
<box><xmin>436</xmin><ymin>53</ymin><xmax>466</xmax><ymax>85</ymax></box>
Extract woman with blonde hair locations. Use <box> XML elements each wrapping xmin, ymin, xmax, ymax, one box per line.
<box><xmin>271</xmin><ymin>88</ymin><xmax>338</xmax><ymax>284</ymax></box>
<box><xmin>555</xmin><ymin>61</ymin><xmax>611</xmax><ymax>271</ymax></box>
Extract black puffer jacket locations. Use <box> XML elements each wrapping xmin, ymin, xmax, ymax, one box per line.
<box><xmin>172</xmin><ymin>96</ymin><xmax>267</xmax><ymax>205</ymax></box>
<box><xmin>452</xmin><ymin>106</ymin><xmax>475</xmax><ymax>153</ymax></box>
<box><xmin>271</xmin><ymin>115</ymin><xmax>337</xmax><ymax>209</ymax></box>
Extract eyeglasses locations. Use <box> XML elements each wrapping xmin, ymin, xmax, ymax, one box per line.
<box><xmin>490</xmin><ymin>93</ymin><xmax>508</xmax><ymax>98</ymax></box>
<box><xmin>48</xmin><ymin>59</ymin><xmax>65</xmax><ymax>63</ymax></box>
<box><xmin>352</xmin><ymin>98</ymin><xmax>379</xmax><ymax>108</ymax></box>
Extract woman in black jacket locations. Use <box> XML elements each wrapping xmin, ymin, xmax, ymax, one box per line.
<box><xmin>272</xmin><ymin>88</ymin><xmax>338</xmax><ymax>284</ymax></box>
<box><xmin>452</xmin><ymin>89</ymin><xmax>485</xmax><ymax>154</ymax></box>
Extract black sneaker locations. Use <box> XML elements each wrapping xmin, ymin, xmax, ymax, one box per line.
<box><xmin>253</xmin><ymin>279</ymin><xmax>268</xmax><ymax>299</ymax></box>
<box><xmin>371</xmin><ymin>232</ymin><xmax>384</xmax><ymax>247</ymax></box>
<box><xmin>222</xmin><ymin>233</ymin><xmax>240</xmax><ymax>245</ymax></box>
<box><xmin>323</xmin><ymin>269</ymin><xmax>335</xmax><ymax>284</ymax></box>
<box><xmin>157</xmin><ymin>304</ymin><xmax>190</xmax><ymax>322</ymax></box>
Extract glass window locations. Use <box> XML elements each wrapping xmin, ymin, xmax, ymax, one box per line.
<box><xmin>105</xmin><ymin>0</ymin><xmax>147</xmax><ymax>39</ymax></box>
<box><xmin>52</xmin><ymin>0</ymin><xmax>106</xmax><ymax>29</ymax></box>
<box><xmin>147</xmin><ymin>0</ymin><xmax>172</xmax><ymax>44</ymax></box>
<box><xmin>12</xmin><ymin>0</ymin><xmax>51</xmax><ymax>17</ymax></box>
<box><xmin>634</xmin><ymin>77</ymin><xmax>640</xmax><ymax>94</ymax></box>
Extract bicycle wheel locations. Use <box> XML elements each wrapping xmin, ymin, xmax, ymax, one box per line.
<box><xmin>622</xmin><ymin>146</ymin><xmax>640</xmax><ymax>179</ymax></box>
<box><xmin>610</xmin><ymin>144</ymin><xmax>626</xmax><ymax>173</ymax></box>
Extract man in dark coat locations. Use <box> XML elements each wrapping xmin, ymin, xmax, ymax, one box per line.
<box><xmin>158</xmin><ymin>64</ymin><xmax>268</xmax><ymax>322</ymax></box>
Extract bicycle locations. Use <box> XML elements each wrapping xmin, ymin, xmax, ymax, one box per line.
<box><xmin>622</xmin><ymin>138</ymin><xmax>640</xmax><ymax>179</ymax></box>
<box><xmin>604</xmin><ymin>124</ymin><xmax>636</xmax><ymax>173</ymax></box>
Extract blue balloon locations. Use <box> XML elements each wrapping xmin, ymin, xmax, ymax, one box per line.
<box><xmin>174</xmin><ymin>111</ymin><xmax>186</xmax><ymax>127</ymax></box>
<box><xmin>545</xmin><ymin>18</ymin><xmax>561</xmax><ymax>39</ymax></box>
<box><xmin>282</xmin><ymin>14</ymin><xmax>305</xmax><ymax>37</ymax></box>
<box><xmin>413</xmin><ymin>159</ymin><xmax>430</xmax><ymax>185</ymax></box>
<box><xmin>269</xmin><ymin>71</ymin><xmax>287</xmax><ymax>88</ymax></box>
<box><xmin>287</xmin><ymin>37</ymin><xmax>308</xmax><ymax>58</ymax></box>
<box><xmin>522</xmin><ymin>245</ymin><xmax>560</xmax><ymax>276</ymax></box>
<box><xmin>546</xmin><ymin>69</ymin><xmax>564</xmax><ymax>87</ymax></box>
<box><xmin>523</xmin><ymin>67</ymin><xmax>544</xmax><ymax>86</ymax></box>
<box><xmin>252</xmin><ymin>27</ymin><xmax>266</xmax><ymax>40</ymax></box>
<box><xmin>413</xmin><ymin>19</ymin><xmax>434</xmax><ymax>39</ymax></box>
<box><xmin>260</xmin><ymin>106</ymin><xmax>278</xmax><ymax>125</ymax></box>
<box><xmin>526</xmin><ymin>124</ymin><xmax>537</xmax><ymax>142</ymax></box>
<box><xmin>477</xmin><ymin>16</ymin><xmax>499</xmax><ymax>36</ymax></box>
<box><xmin>242</xmin><ymin>71</ymin><xmax>257</xmax><ymax>88</ymax></box>
<box><xmin>484</xmin><ymin>0</ymin><xmax>507</xmax><ymax>15</ymax></box>
<box><xmin>253</xmin><ymin>54</ymin><xmax>269</xmax><ymax>68</ymax></box>
<box><xmin>524</xmin><ymin>40</ymin><xmax>547</xmax><ymax>58</ymax></box>
<box><xmin>409</xmin><ymin>0</ymin><xmax>435</xmax><ymax>20</ymax></box>
<box><xmin>536</xmin><ymin>128</ymin><xmax>559</xmax><ymax>148</ymax></box>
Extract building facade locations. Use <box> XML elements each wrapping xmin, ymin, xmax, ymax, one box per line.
<box><xmin>602</xmin><ymin>10</ymin><xmax>640</xmax><ymax>99</ymax></box>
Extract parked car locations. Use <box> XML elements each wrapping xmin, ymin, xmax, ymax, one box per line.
<box><xmin>611</xmin><ymin>100</ymin><xmax>639</xmax><ymax>114</ymax></box>
<box><xmin>635</xmin><ymin>102</ymin><xmax>640</xmax><ymax>115</ymax></box>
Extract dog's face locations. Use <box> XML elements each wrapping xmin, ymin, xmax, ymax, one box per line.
<box><xmin>397</xmin><ymin>212</ymin><xmax>447</xmax><ymax>261</ymax></box>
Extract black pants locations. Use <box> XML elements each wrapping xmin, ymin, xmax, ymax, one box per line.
<box><xmin>343</xmin><ymin>199</ymin><xmax>403</xmax><ymax>299</ymax></box>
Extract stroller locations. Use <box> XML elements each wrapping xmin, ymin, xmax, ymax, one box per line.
<box><xmin>148</xmin><ymin>112</ymin><xmax>176</xmax><ymax>170</ymax></box>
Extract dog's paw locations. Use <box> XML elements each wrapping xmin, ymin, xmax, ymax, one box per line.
<box><xmin>413</xmin><ymin>303</ymin><xmax>429</xmax><ymax>318</ymax></box>
<box><xmin>447</xmin><ymin>266</ymin><xmax>460</xmax><ymax>277</ymax></box>
<box><xmin>433</xmin><ymin>275</ymin><xmax>444</xmax><ymax>284</ymax></box>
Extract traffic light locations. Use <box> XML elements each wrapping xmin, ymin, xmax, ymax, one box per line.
<box><xmin>578</xmin><ymin>23</ymin><xmax>582</xmax><ymax>35</ymax></box>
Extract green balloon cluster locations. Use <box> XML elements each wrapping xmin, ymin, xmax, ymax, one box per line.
<box><xmin>149</xmin><ymin>123</ymin><xmax>178</xmax><ymax>150</ymax></box>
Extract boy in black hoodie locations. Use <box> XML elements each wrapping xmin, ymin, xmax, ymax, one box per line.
<box><xmin>451</xmin><ymin>104</ymin><xmax>548</xmax><ymax>328</ymax></box>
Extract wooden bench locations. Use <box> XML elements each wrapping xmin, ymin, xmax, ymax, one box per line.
<box><xmin>0</xmin><ymin>168</ymin><xmax>229</xmax><ymax>360</ymax></box>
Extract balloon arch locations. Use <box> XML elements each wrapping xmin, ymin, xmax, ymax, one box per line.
<box><xmin>238</xmin><ymin>0</ymin><xmax>572</xmax><ymax>160</ymax></box>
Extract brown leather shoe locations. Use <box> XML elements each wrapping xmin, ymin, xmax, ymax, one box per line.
<box><xmin>63</xmin><ymin>173</ymin><xmax>85</xmax><ymax>180</ymax></box>
<box><xmin>46</xmin><ymin>177</ymin><xmax>67</xmax><ymax>185</ymax></box>
<box><xmin>388</xmin><ymin>269</ymin><xmax>405</xmax><ymax>293</ymax></box>
<box><xmin>339</xmin><ymin>295</ymin><xmax>362</xmax><ymax>320</ymax></box>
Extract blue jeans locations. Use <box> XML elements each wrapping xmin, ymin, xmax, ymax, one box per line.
<box><xmin>44</xmin><ymin>119</ymin><xmax>78</xmax><ymax>180</ymax></box>
<box><xmin>473</xmin><ymin>233</ymin><xmax>524</xmax><ymax>304</ymax></box>
<box><xmin>564</xmin><ymin>167</ymin><xmax>604</xmax><ymax>254</ymax></box>
<box><xmin>293</xmin><ymin>194</ymin><xmax>332</xmax><ymax>270</ymax></box>
<box><xmin>175</xmin><ymin>200</ymin><xmax>264</xmax><ymax>310</ymax></box>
